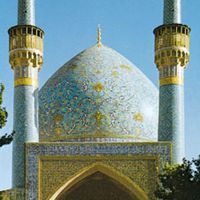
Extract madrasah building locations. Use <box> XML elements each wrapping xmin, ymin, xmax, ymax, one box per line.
<box><xmin>0</xmin><ymin>0</ymin><xmax>190</xmax><ymax>199</ymax></box>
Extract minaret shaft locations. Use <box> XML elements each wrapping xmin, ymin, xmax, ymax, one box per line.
<box><xmin>159</xmin><ymin>84</ymin><xmax>185</xmax><ymax>163</ymax></box>
<box><xmin>12</xmin><ymin>85</ymin><xmax>38</xmax><ymax>187</ymax></box>
<box><xmin>164</xmin><ymin>0</ymin><xmax>181</xmax><ymax>24</ymax></box>
<box><xmin>154</xmin><ymin>0</ymin><xmax>190</xmax><ymax>163</ymax></box>
<box><xmin>18</xmin><ymin>0</ymin><xmax>35</xmax><ymax>25</ymax></box>
<box><xmin>9</xmin><ymin>0</ymin><xmax>44</xmax><ymax>188</ymax></box>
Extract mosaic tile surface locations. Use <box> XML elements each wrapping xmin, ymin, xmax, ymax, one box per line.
<box><xmin>164</xmin><ymin>0</ymin><xmax>181</xmax><ymax>24</ymax></box>
<box><xmin>26</xmin><ymin>142</ymin><xmax>171</xmax><ymax>200</ymax></box>
<box><xmin>158</xmin><ymin>84</ymin><xmax>184</xmax><ymax>163</ymax></box>
<box><xmin>39</xmin><ymin>44</ymin><xmax>158</xmax><ymax>142</ymax></box>
<box><xmin>18</xmin><ymin>0</ymin><xmax>35</xmax><ymax>25</ymax></box>
<box><xmin>13</xmin><ymin>85</ymin><xmax>39</xmax><ymax>188</ymax></box>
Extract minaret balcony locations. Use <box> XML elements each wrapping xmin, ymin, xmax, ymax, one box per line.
<box><xmin>8</xmin><ymin>25</ymin><xmax>44</xmax><ymax>69</ymax></box>
<box><xmin>154</xmin><ymin>24</ymin><xmax>190</xmax><ymax>68</ymax></box>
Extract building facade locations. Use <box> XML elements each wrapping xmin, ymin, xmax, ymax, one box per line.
<box><xmin>0</xmin><ymin>0</ymin><xmax>190</xmax><ymax>199</ymax></box>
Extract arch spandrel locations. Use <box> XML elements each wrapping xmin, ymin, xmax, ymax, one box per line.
<box><xmin>49</xmin><ymin>163</ymin><xmax>148</xmax><ymax>200</ymax></box>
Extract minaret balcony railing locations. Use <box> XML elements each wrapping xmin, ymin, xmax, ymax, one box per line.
<box><xmin>8</xmin><ymin>25</ymin><xmax>44</xmax><ymax>69</ymax></box>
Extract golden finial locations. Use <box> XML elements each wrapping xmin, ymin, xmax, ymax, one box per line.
<box><xmin>97</xmin><ymin>24</ymin><xmax>102</xmax><ymax>47</ymax></box>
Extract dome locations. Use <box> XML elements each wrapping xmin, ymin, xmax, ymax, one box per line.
<box><xmin>39</xmin><ymin>44</ymin><xmax>158</xmax><ymax>142</ymax></box>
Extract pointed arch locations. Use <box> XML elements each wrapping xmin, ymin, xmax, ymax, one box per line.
<box><xmin>49</xmin><ymin>163</ymin><xmax>148</xmax><ymax>200</ymax></box>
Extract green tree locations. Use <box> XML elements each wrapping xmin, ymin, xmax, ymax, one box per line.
<box><xmin>155</xmin><ymin>157</ymin><xmax>200</xmax><ymax>200</ymax></box>
<box><xmin>0</xmin><ymin>83</ymin><xmax>13</xmax><ymax>147</ymax></box>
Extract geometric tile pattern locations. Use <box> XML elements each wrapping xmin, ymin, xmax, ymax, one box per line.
<box><xmin>39</xmin><ymin>44</ymin><xmax>158</xmax><ymax>142</ymax></box>
<box><xmin>12</xmin><ymin>0</ymin><xmax>41</xmax><ymax>188</ymax></box>
<box><xmin>12</xmin><ymin>85</ymin><xmax>39</xmax><ymax>188</ymax></box>
<box><xmin>163</xmin><ymin>0</ymin><xmax>181</xmax><ymax>24</ymax></box>
<box><xmin>26</xmin><ymin>142</ymin><xmax>171</xmax><ymax>200</ymax></box>
<box><xmin>18</xmin><ymin>0</ymin><xmax>35</xmax><ymax>25</ymax></box>
<box><xmin>158</xmin><ymin>84</ymin><xmax>184</xmax><ymax>163</ymax></box>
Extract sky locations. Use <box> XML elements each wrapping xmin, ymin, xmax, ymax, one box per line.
<box><xmin>0</xmin><ymin>0</ymin><xmax>200</xmax><ymax>190</ymax></box>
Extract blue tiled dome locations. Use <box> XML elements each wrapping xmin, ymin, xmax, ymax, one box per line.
<box><xmin>39</xmin><ymin>44</ymin><xmax>158</xmax><ymax>142</ymax></box>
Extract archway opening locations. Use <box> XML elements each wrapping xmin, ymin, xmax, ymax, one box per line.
<box><xmin>56</xmin><ymin>171</ymin><xmax>137</xmax><ymax>200</ymax></box>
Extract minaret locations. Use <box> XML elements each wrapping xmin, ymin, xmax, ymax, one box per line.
<box><xmin>154</xmin><ymin>0</ymin><xmax>190</xmax><ymax>163</ymax></box>
<box><xmin>8</xmin><ymin>0</ymin><xmax>44</xmax><ymax>187</ymax></box>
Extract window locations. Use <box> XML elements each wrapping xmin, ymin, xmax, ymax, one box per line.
<box><xmin>159</xmin><ymin>29</ymin><xmax>161</xmax><ymax>36</ymax></box>
<box><xmin>28</xmin><ymin>27</ymin><xmax>32</xmax><ymax>34</ymax></box>
<box><xmin>172</xmin><ymin>26</ymin><xmax>176</xmax><ymax>33</ymax></box>
<box><xmin>13</xmin><ymin>29</ymin><xmax>16</xmax><ymax>36</ymax></box>
<box><xmin>177</xmin><ymin>27</ymin><xmax>181</xmax><ymax>33</ymax></box>
<box><xmin>22</xmin><ymin>52</ymin><xmax>26</xmax><ymax>58</ymax></box>
<box><xmin>28</xmin><ymin>52</ymin><xmax>32</xmax><ymax>59</ymax></box>
<box><xmin>172</xmin><ymin>50</ymin><xmax>176</xmax><ymax>57</ymax></box>
<box><xmin>33</xmin><ymin>28</ymin><xmax>36</xmax><ymax>35</ymax></box>
<box><xmin>37</xmin><ymin>30</ymin><xmax>40</xmax><ymax>37</ymax></box>
<box><xmin>22</xmin><ymin>28</ymin><xmax>26</xmax><ymax>34</ymax></box>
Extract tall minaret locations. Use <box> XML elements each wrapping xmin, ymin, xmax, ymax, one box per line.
<box><xmin>154</xmin><ymin>0</ymin><xmax>190</xmax><ymax>163</ymax></box>
<box><xmin>8</xmin><ymin>0</ymin><xmax>44</xmax><ymax>188</ymax></box>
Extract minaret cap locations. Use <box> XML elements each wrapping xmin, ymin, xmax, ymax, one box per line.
<box><xmin>97</xmin><ymin>24</ymin><xmax>102</xmax><ymax>47</ymax></box>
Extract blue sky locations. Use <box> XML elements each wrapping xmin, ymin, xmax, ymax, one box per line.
<box><xmin>0</xmin><ymin>0</ymin><xmax>200</xmax><ymax>190</ymax></box>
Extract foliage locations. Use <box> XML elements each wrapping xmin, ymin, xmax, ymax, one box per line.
<box><xmin>0</xmin><ymin>83</ymin><xmax>14</xmax><ymax>147</ymax></box>
<box><xmin>0</xmin><ymin>84</ymin><xmax>7</xmax><ymax>128</ymax></box>
<box><xmin>155</xmin><ymin>157</ymin><xmax>200</xmax><ymax>200</ymax></box>
<box><xmin>0</xmin><ymin>132</ymin><xmax>14</xmax><ymax>147</ymax></box>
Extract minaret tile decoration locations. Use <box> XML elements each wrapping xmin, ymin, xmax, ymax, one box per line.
<box><xmin>154</xmin><ymin>0</ymin><xmax>190</xmax><ymax>163</ymax></box>
<box><xmin>9</xmin><ymin>0</ymin><xmax>44</xmax><ymax>187</ymax></box>
<box><xmin>18</xmin><ymin>0</ymin><xmax>35</xmax><ymax>25</ymax></box>
<box><xmin>164</xmin><ymin>0</ymin><xmax>181</xmax><ymax>24</ymax></box>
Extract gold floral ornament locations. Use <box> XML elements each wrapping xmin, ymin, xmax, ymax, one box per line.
<box><xmin>55</xmin><ymin>128</ymin><xmax>62</xmax><ymax>136</ymax></box>
<box><xmin>54</xmin><ymin>114</ymin><xmax>64</xmax><ymax>122</ymax></box>
<box><xmin>95</xmin><ymin>111</ymin><xmax>103</xmax><ymax>124</ymax></box>
<box><xmin>112</xmin><ymin>71</ymin><xmax>119</xmax><ymax>78</ymax></box>
<box><xmin>134</xmin><ymin>113</ymin><xmax>143</xmax><ymax>122</ymax></box>
<box><xmin>120</xmin><ymin>65</ymin><xmax>132</xmax><ymax>71</ymax></box>
<box><xmin>93</xmin><ymin>82</ymin><xmax>104</xmax><ymax>92</ymax></box>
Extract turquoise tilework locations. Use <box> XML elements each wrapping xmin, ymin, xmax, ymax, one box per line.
<box><xmin>12</xmin><ymin>85</ymin><xmax>39</xmax><ymax>188</ymax></box>
<box><xmin>18</xmin><ymin>0</ymin><xmax>35</xmax><ymax>25</ymax></box>
<box><xmin>164</xmin><ymin>0</ymin><xmax>181</xmax><ymax>24</ymax></box>
<box><xmin>26</xmin><ymin>142</ymin><xmax>171</xmax><ymax>200</ymax></box>
<box><xmin>39</xmin><ymin>44</ymin><xmax>158</xmax><ymax>142</ymax></box>
<box><xmin>158</xmin><ymin>84</ymin><xmax>184</xmax><ymax>163</ymax></box>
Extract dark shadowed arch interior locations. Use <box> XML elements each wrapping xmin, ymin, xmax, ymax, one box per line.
<box><xmin>56</xmin><ymin>172</ymin><xmax>137</xmax><ymax>200</ymax></box>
